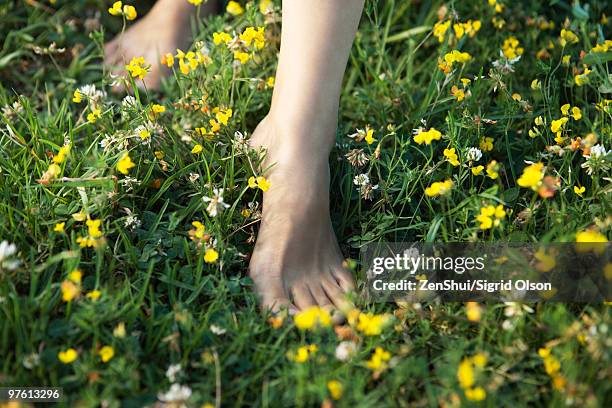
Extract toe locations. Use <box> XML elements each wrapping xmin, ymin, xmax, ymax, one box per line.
<box><xmin>322</xmin><ymin>274</ymin><xmax>354</xmax><ymax>311</ymax></box>
<box><xmin>309</xmin><ymin>283</ymin><xmax>334</xmax><ymax>308</ymax></box>
<box><xmin>291</xmin><ymin>282</ymin><xmax>316</xmax><ymax>310</ymax></box>
<box><xmin>332</xmin><ymin>266</ymin><xmax>356</xmax><ymax>293</ymax></box>
<box><xmin>252</xmin><ymin>272</ymin><xmax>293</xmax><ymax>314</ymax></box>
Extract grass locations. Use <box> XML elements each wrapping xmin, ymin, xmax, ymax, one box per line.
<box><xmin>0</xmin><ymin>0</ymin><xmax>611</xmax><ymax>406</ymax></box>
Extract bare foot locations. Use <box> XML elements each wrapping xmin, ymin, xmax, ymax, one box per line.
<box><xmin>104</xmin><ymin>1</ymin><xmax>202</xmax><ymax>91</ymax></box>
<box><xmin>248</xmin><ymin>115</ymin><xmax>355</xmax><ymax>313</ymax></box>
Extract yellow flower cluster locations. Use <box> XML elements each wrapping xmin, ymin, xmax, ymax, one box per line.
<box><xmin>443</xmin><ymin>147</ymin><xmax>459</xmax><ymax>166</ymax></box>
<box><xmin>355</xmin><ymin>312</ymin><xmax>391</xmax><ymax>336</ymax></box>
<box><xmin>76</xmin><ymin>218</ymin><xmax>104</xmax><ymax>248</ymax></box>
<box><xmin>61</xmin><ymin>269</ymin><xmax>82</xmax><ymax>302</ymax></box>
<box><xmin>432</xmin><ymin>19</ymin><xmax>481</xmax><ymax>43</ymax></box>
<box><xmin>486</xmin><ymin>160</ymin><xmax>499</xmax><ymax>179</ymax></box>
<box><xmin>550</xmin><ymin>104</ymin><xmax>582</xmax><ymax>143</ymax></box>
<box><xmin>438</xmin><ymin>50</ymin><xmax>472</xmax><ymax>74</ymax></box>
<box><xmin>327</xmin><ymin>380</ymin><xmax>343</xmax><ymax>400</ymax></box>
<box><xmin>248</xmin><ymin>176</ymin><xmax>271</xmax><ymax>192</ymax></box>
<box><xmin>287</xmin><ymin>344</ymin><xmax>318</xmax><ymax>363</ymax></box>
<box><xmin>211</xmin><ymin>26</ymin><xmax>266</xmax><ymax>65</ymax></box>
<box><xmin>475</xmin><ymin>204</ymin><xmax>506</xmax><ymax>230</ymax></box>
<box><xmin>479</xmin><ymin>136</ymin><xmax>494</xmax><ymax>152</ymax></box>
<box><xmin>99</xmin><ymin>345</ymin><xmax>115</xmax><ymax>363</ymax></box>
<box><xmin>125</xmin><ymin>57</ymin><xmax>149</xmax><ymax>80</ymax></box>
<box><xmin>366</xmin><ymin>347</ymin><xmax>391</xmax><ymax>372</ymax></box>
<box><xmin>87</xmin><ymin>108</ymin><xmax>102</xmax><ymax>124</ymax></box>
<box><xmin>117</xmin><ymin>152</ymin><xmax>135</xmax><ymax>175</ymax></box>
<box><xmin>108</xmin><ymin>1</ymin><xmax>137</xmax><ymax>20</ymax></box>
<box><xmin>559</xmin><ymin>29</ymin><xmax>579</xmax><ymax>47</ymax></box>
<box><xmin>574</xmin><ymin>66</ymin><xmax>591</xmax><ymax>87</ymax></box>
<box><xmin>413</xmin><ymin>127</ymin><xmax>442</xmax><ymax>145</ymax></box>
<box><xmin>517</xmin><ymin>162</ymin><xmax>544</xmax><ymax>190</ymax></box>
<box><xmin>457</xmin><ymin>353</ymin><xmax>487</xmax><ymax>401</ymax></box>
<box><xmin>425</xmin><ymin>179</ymin><xmax>453</xmax><ymax>197</ymax></box>
<box><xmin>58</xmin><ymin>348</ymin><xmax>78</xmax><ymax>364</ymax></box>
<box><xmin>453</xmin><ymin>20</ymin><xmax>481</xmax><ymax>39</ymax></box>
<box><xmin>294</xmin><ymin>306</ymin><xmax>331</xmax><ymax>330</ymax></box>
<box><xmin>538</xmin><ymin>347</ymin><xmax>566</xmax><ymax>391</ymax></box>
<box><xmin>592</xmin><ymin>39</ymin><xmax>612</xmax><ymax>53</ymax></box>
<box><xmin>501</xmin><ymin>36</ymin><xmax>524</xmax><ymax>59</ymax></box>
<box><xmin>226</xmin><ymin>1</ymin><xmax>244</xmax><ymax>16</ymax></box>
<box><xmin>488</xmin><ymin>0</ymin><xmax>504</xmax><ymax>13</ymax></box>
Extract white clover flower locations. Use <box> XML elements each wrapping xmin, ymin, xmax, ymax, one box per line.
<box><xmin>353</xmin><ymin>173</ymin><xmax>370</xmax><ymax>187</ymax></box>
<box><xmin>0</xmin><ymin>240</ymin><xmax>19</xmax><ymax>271</ymax></box>
<box><xmin>210</xmin><ymin>324</ymin><xmax>227</xmax><ymax>335</ymax></box>
<box><xmin>335</xmin><ymin>341</ymin><xmax>358</xmax><ymax>361</ymax></box>
<box><xmin>466</xmin><ymin>147</ymin><xmax>482</xmax><ymax>162</ymax></box>
<box><xmin>77</xmin><ymin>84</ymin><xmax>107</xmax><ymax>109</ymax></box>
<box><xmin>165</xmin><ymin>364</ymin><xmax>182</xmax><ymax>382</ymax></box>
<box><xmin>23</xmin><ymin>353</ymin><xmax>40</xmax><ymax>370</ymax></box>
<box><xmin>202</xmin><ymin>188</ymin><xmax>230</xmax><ymax>217</ymax></box>
<box><xmin>157</xmin><ymin>383</ymin><xmax>192</xmax><ymax>404</ymax></box>
<box><xmin>121</xmin><ymin>95</ymin><xmax>137</xmax><ymax>109</ymax></box>
<box><xmin>589</xmin><ymin>144</ymin><xmax>607</xmax><ymax>158</ymax></box>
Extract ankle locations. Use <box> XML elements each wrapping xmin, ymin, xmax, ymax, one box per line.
<box><xmin>263</xmin><ymin>111</ymin><xmax>338</xmax><ymax>156</ymax></box>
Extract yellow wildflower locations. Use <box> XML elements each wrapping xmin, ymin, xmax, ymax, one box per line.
<box><xmin>53</xmin><ymin>222</ymin><xmax>65</xmax><ymax>233</ymax></box>
<box><xmin>226</xmin><ymin>1</ymin><xmax>244</xmax><ymax>16</ymax></box>
<box><xmin>466</xmin><ymin>302</ymin><xmax>481</xmax><ymax>322</ymax></box>
<box><xmin>479</xmin><ymin>137</ymin><xmax>494</xmax><ymax>152</ymax></box>
<box><xmin>191</xmin><ymin>144</ymin><xmax>203</xmax><ymax>154</ymax></box>
<box><xmin>53</xmin><ymin>144</ymin><xmax>70</xmax><ymax>164</ymax></box>
<box><xmin>327</xmin><ymin>380</ymin><xmax>343</xmax><ymax>400</ymax></box>
<box><xmin>72</xmin><ymin>89</ymin><xmax>83</xmax><ymax>103</ymax></box>
<box><xmin>117</xmin><ymin>152</ymin><xmax>136</xmax><ymax>175</ymax></box>
<box><xmin>457</xmin><ymin>358</ymin><xmax>475</xmax><ymax>388</ymax></box>
<box><xmin>413</xmin><ymin>128</ymin><xmax>442</xmax><ymax>145</ymax></box>
<box><xmin>465</xmin><ymin>387</ymin><xmax>486</xmax><ymax>401</ymax></box>
<box><xmin>574</xmin><ymin>67</ymin><xmax>591</xmax><ymax>86</ymax></box>
<box><xmin>248</xmin><ymin>176</ymin><xmax>271</xmax><ymax>192</ymax></box>
<box><xmin>366</xmin><ymin>347</ymin><xmax>391</xmax><ymax>371</ymax></box>
<box><xmin>486</xmin><ymin>160</ymin><xmax>499</xmax><ymax>179</ymax></box>
<box><xmin>68</xmin><ymin>269</ymin><xmax>82</xmax><ymax>283</ymax></box>
<box><xmin>213</xmin><ymin>32</ymin><xmax>232</xmax><ymax>45</ymax></box>
<box><xmin>61</xmin><ymin>280</ymin><xmax>80</xmax><ymax>302</ymax></box>
<box><xmin>443</xmin><ymin>148</ymin><xmax>460</xmax><ymax>166</ymax></box>
<box><xmin>356</xmin><ymin>312</ymin><xmax>390</xmax><ymax>336</ymax></box>
<box><xmin>559</xmin><ymin>29</ymin><xmax>579</xmax><ymax>47</ymax></box>
<box><xmin>87</xmin><ymin>108</ymin><xmax>101</xmax><ymax>124</ymax></box>
<box><xmin>575</xmin><ymin>230</ymin><xmax>607</xmax><ymax>243</ymax></box>
<box><xmin>471</xmin><ymin>165</ymin><xmax>484</xmax><ymax>176</ymax></box>
<box><xmin>517</xmin><ymin>162</ymin><xmax>544</xmax><ymax>190</ymax></box>
<box><xmin>125</xmin><ymin>57</ymin><xmax>149</xmax><ymax>80</ymax></box>
<box><xmin>502</xmin><ymin>36</ymin><xmax>524</xmax><ymax>59</ymax></box>
<box><xmin>294</xmin><ymin>306</ymin><xmax>331</xmax><ymax>330</ymax></box>
<box><xmin>432</xmin><ymin>20</ymin><xmax>451</xmax><ymax>42</ymax></box>
<box><xmin>86</xmin><ymin>290</ymin><xmax>101</xmax><ymax>301</ymax></box>
<box><xmin>204</xmin><ymin>248</ymin><xmax>219</xmax><ymax>263</ymax></box>
<box><xmin>58</xmin><ymin>348</ymin><xmax>78</xmax><ymax>364</ymax></box>
<box><xmin>573</xmin><ymin>186</ymin><xmax>585</xmax><ymax>196</ymax></box>
<box><xmin>240</xmin><ymin>26</ymin><xmax>265</xmax><ymax>49</ymax></box>
<box><xmin>425</xmin><ymin>179</ymin><xmax>453</xmax><ymax>197</ymax></box>
<box><xmin>99</xmin><ymin>345</ymin><xmax>114</xmax><ymax>363</ymax></box>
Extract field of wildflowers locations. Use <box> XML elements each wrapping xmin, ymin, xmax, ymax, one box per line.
<box><xmin>0</xmin><ymin>0</ymin><xmax>611</xmax><ymax>406</ymax></box>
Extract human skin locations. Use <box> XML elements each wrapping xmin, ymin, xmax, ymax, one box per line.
<box><xmin>103</xmin><ymin>0</ymin><xmax>366</xmax><ymax>312</ymax></box>
<box><xmin>248</xmin><ymin>0</ymin><xmax>365</xmax><ymax>312</ymax></box>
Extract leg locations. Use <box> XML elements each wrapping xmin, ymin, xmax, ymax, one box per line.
<box><xmin>104</xmin><ymin>0</ymin><xmax>218</xmax><ymax>90</ymax></box>
<box><xmin>249</xmin><ymin>0</ymin><xmax>365</xmax><ymax>312</ymax></box>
